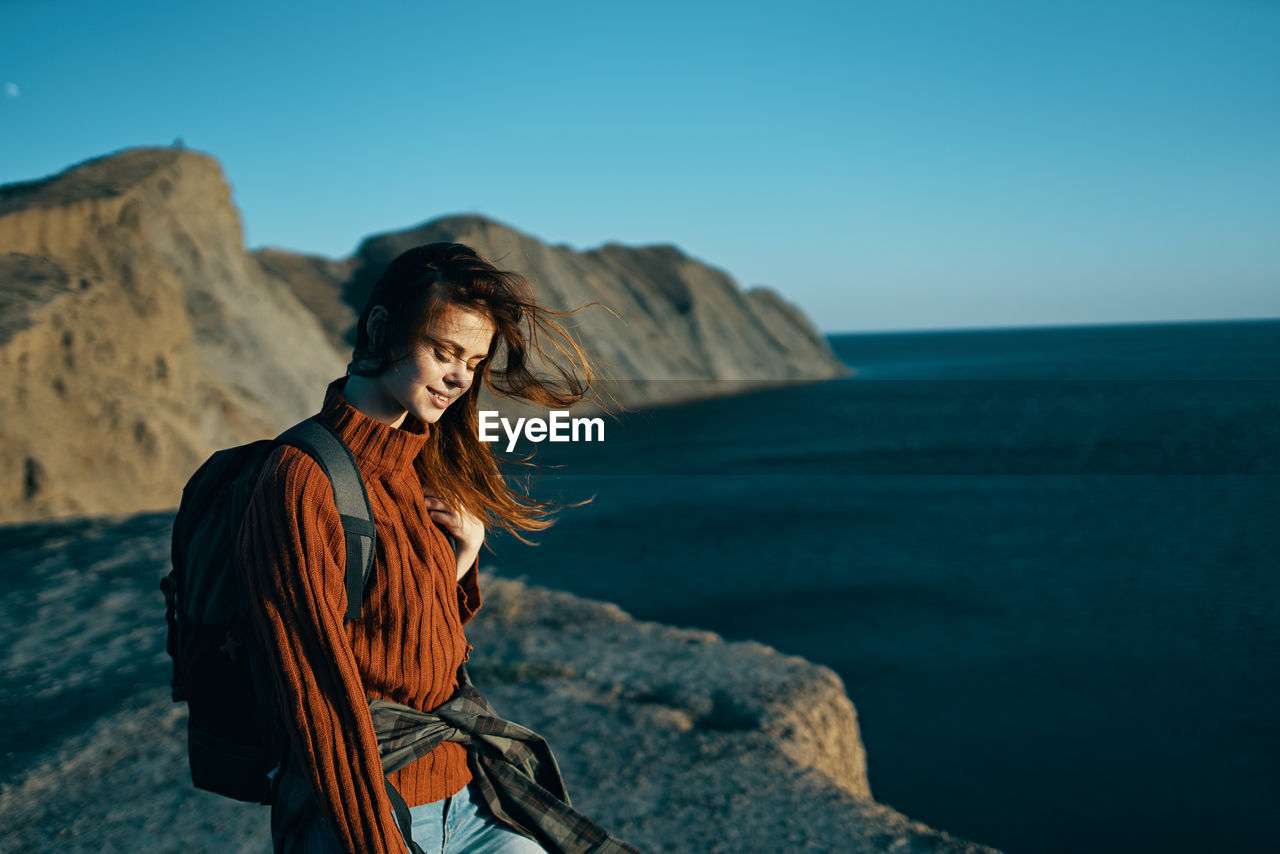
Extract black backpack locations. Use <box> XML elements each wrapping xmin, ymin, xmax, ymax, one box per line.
<box><xmin>162</xmin><ymin>416</ymin><xmax>377</xmax><ymax>804</ymax></box>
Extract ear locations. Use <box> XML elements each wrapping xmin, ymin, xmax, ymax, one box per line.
<box><xmin>366</xmin><ymin>305</ymin><xmax>389</xmax><ymax>348</ymax></box>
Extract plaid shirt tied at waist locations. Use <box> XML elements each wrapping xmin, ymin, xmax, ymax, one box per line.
<box><xmin>367</xmin><ymin>673</ymin><xmax>641</xmax><ymax>854</ymax></box>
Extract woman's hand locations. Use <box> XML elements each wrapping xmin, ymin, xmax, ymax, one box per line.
<box><xmin>422</xmin><ymin>494</ymin><xmax>484</xmax><ymax>580</ymax></box>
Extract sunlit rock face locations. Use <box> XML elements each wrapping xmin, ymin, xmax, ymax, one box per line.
<box><xmin>0</xmin><ymin>147</ymin><xmax>845</xmax><ymax>523</ymax></box>
<box><xmin>0</xmin><ymin>147</ymin><xmax>353</xmax><ymax>522</ymax></box>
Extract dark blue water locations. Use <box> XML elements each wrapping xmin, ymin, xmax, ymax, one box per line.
<box><xmin>486</xmin><ymin>318</ymin><xmax>1280</xmax><ymax>854</ymax></box>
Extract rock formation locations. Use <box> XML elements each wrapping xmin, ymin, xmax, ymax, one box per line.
<box><xmin>255</xmin><ymin>214</ymin><xmax>851</xmax><ymax>419</ymax></box>
<box><xmin>0</xmin><ymin>148</ymin><xmax>345</xmax><ymax>523</ymax></box>
<box><xmin>1</xmin><ymin>147</ymin><xmax>846</xmax><ymax>524</ymax></box>
<box><xmin>0</xmin><ymin>512</ymin><xmax>999</xmax><ymax>853</ymax></box>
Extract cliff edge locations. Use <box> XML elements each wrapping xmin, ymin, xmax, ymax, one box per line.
<box><xmin>0</xmin><ymin>148</ymin><xmax>345</xmax><ymax>523</ymax></box>
<box><xmin>0</xmin><ymin>512</ymin><xmax>998</xmax><ymax>853</ymax></box>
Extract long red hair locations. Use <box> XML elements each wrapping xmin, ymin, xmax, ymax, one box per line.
<box><xmin>347</xmin><ymin>242</ymin><xmax>596</xmax><ymax>542</ymax></box>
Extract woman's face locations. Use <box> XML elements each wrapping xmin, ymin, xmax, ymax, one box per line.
<box><xmin>381</xmin><ymin>303</ymin><xmax>496</xmax><ymax>425</ymax></box>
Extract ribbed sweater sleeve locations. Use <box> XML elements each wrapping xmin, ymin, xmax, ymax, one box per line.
<box><xmin>458</xmin><ymin>556</ymin><xmax>482</xmax><ymax>624</ymax></box>
<box><xmin>236</xmin><ymin>444</ymin><xmax>410</xmax><ymax>854</ymax></box>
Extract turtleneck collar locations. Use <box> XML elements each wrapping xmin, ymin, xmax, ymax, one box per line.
<box><xmin>315</xmin><ymin>375</ymin><xmax>429</xmax><ymax>476</ymax></box>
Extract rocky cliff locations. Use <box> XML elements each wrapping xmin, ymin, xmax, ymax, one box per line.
<box><xmin>255</xmin><ymin>214</ymin><xmax>851</xmax><ymax>417</ymax></box>
<box><xmin>0</xmin><ymin>512</ymin><xmax>999</xmax><ymax>854</ymax></box>
<box><xmin>309</xmin><ymin>214</ymin><xmax>846</xmax><ymax>396</ymax></box>
<box><xmin>0</xmin><ymin>148</ymin><xmax>346</xmax><ymax>523</ymax></box>
<box><xmin>1</xmin><ymin>147</ymin><xmax>846</xmax><ymax>524</ymax></box>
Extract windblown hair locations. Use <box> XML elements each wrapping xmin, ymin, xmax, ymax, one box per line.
<box><xmin>348</xmin><ymin>242</ymin><xmax>596</xmax><ymax>541</ymax></box>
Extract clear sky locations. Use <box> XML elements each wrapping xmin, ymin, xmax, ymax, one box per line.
<box><xmin>2</xmin><ymin>0</ymin><xmax>1277</xmax><ymax>333</ymax></box>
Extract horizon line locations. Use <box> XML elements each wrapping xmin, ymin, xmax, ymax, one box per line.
<box><xmin>824</xmin><ymin>315</ymin><xmax>1280</xmax><ymax>337</ymax></box>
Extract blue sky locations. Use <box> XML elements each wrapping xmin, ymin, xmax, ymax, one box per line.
<box><xmin>2</xmin><ymin>0</ymin><xmax>1277</xmax><ymax>333</ymax></box>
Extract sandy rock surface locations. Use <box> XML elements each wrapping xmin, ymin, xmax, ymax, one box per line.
<box><xmin>0</xmin><ymin>148</ymin><xmax>345</xmax><ymax>523</ymax></box>
<box><xmin>0</xmin><ymin>512</ymin><xmax>998</xmax><ymax>853</ymax></box>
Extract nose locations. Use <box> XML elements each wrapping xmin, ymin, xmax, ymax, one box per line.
<box><xmin>443</xmin><ymin>361</ymin><xmax>470</xmax><ymax>391</ymax></box>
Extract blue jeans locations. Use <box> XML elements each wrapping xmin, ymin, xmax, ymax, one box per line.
<box><xmin>407</xmin><ymin>781</ymin><xmax>546</xmax><ymax>854</ymax></box>
<box><xmin>289</xmin><ymin>781</ymin><xmax>545</xmax><ymax>854</ymax></box>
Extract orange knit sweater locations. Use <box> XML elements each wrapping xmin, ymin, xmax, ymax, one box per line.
<box><xmin>235</xmin><ymin>376</ymin><xmax>481</xmax><ymax>854</ymax></box>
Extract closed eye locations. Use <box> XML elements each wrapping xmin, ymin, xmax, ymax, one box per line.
<box><xmin>434</xmin><ymin>347</ymin><xmax>485</xmax><ymax>372</ymax></box>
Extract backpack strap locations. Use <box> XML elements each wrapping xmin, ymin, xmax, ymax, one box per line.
<box><xmin>276</xmin><ymin>417</ymin><xmax>377</xmax><ymax>622</ymax></box>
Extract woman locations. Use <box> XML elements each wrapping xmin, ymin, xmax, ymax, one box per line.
<box><xmin>235</xmin><ymin>242</ymin><xmax>600</xmax><ymax>854</ymax></box>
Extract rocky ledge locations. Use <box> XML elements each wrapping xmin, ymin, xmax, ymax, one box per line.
<box><xmin>0</xmin><ymin>512</ymin><xmax>998</xmax><ymax>853</ymax></box>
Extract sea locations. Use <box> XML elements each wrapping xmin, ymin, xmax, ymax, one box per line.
<box><xmin>484</xmin><ymin>317</ymin><xmax>1280</xmax><ymax>854</ymax></box>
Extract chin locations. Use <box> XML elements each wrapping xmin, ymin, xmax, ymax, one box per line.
<box><xmin>414</xmin><ymin>405</ymin><xmax>446</xmax><ymax>425</ymax></box>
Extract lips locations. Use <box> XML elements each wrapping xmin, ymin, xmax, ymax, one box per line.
<box><xmin>428</xmin><ymin>388</ymin><xmax>452</xmax><ymax>408</ymax></box>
